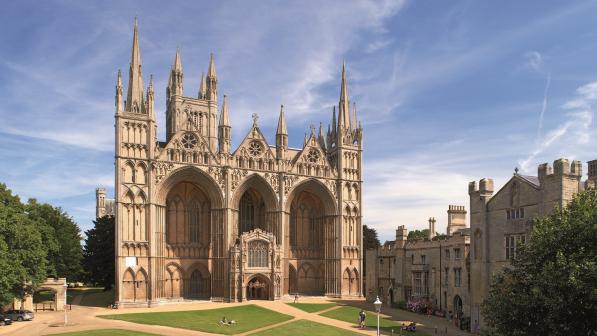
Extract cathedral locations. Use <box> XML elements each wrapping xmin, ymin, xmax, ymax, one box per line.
<box><xmin>113</xmin><ymin>19</ymin><xmax>363</xmax><ymax>306</ymax></box>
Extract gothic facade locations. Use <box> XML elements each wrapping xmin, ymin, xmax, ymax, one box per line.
<box><xmin>114</xmin><ymin>20</ymin><xmax>363</xmax><ymax>306</ymax></box>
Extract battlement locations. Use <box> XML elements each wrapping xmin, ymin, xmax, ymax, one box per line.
<box><xmin>538</xmin><ymin>158</ymin><xmax>582</xmax><ymax>180</ymax></box>
<box><xmin>96</xmin><ymin>187</ymin><xmax>106</xmax><ymax>195</ymax></box>
<box><xmin>468</xmin><ymin>178</ymin><xmax>494</xmax><ymax>194</ymax></box>
<box><xmin>448</xmin><ymin>205</ymin><xmax>466</xmax><ymax>213</ymax></box>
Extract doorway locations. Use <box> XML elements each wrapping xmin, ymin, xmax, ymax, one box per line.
<box><xmin>246</xmin><ymin>275</ymin><xmax>270</xmax><ymax>300</ymax></box>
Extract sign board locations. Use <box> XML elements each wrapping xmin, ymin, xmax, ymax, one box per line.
<box><xmin>125</xmin><ymin>256</ymin><xmax>137</xmax><ymax>268</ymax></box>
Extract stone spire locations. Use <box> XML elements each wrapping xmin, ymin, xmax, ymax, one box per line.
<box><xmin>125</xmin><ymin>17</ymin><xmax>145</xmax><ymax>113</ymax></box>
<box><xmin>168</xmin><ymin>48</ymin><xmax>184</xmax><ymax>96</ymax></box>
<box><xmin>206</xmin><ymin>53</ymin><xmax>217</xmax><ymax>101</ymax></box>
<box><xmin>219</xmin><ymin>94</ymin><xmax>230</xmax><ymax>127</ymax></box>
<box><xmin>276</xmin><ymin>105</ymin><xmax>288</xmax><ymax>159</ymax></box>
<box><xmin>318</xmin><ymin>122</ymin><xmax>326</xmax><ymax>150</ymax></box>
<box><xmin>338</xmin><ymin>61</ymin><xmax>350</xmax><ymax>130</ymax></box>
<box><xmin>218</xmin><ymin>95</ymin><xmax>231</xmax><ymax>153</ymax></box>
<box><xmin>198</xmin><ymin>72</ymin><xmax>206</xmax><ymax>99</ymax></box>
<box><xmin>115</xmin><ymin>69</ymin><xmax>123</xmax><ymax>114</ymax></box>
<box><xmin>276</xmin><ymin>104</ymin><xmax>288</xmax><ymax>135</ymax></box>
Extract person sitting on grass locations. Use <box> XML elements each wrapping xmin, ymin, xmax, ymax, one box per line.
<box><xmin>219</xmin><ymin>316</ymin><xmax>228</xmax><ymax>325</ymax></box>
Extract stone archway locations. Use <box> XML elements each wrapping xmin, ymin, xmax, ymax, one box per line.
<box><xmin>231</xmin><ymin>174</ymin><xmax>279</xmax><ymax>240</ymax></box>
<box><xmin>246</xmin><ymin>274</ymin><xmax>271</xmax><ymax>300</ymax></box>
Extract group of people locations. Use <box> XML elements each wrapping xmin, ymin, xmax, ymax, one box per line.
<box><xmin>219</xmin><ymin>316</ymin><xmax>236</xmax><ymax>326</ymax></box>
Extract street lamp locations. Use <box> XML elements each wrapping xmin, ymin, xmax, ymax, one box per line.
<box><xmin>374</xmin><ymin>296</ymin><xmax>382</xmax><ymax>336</ymax></box>
<box><xmin>63</xmin><ymin>283</ymin><xmax>68</xmax><ymax>326</ymax></box>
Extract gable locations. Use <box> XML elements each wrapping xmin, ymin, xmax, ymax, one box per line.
<box><xmin>487</xmin><ymin>175</ymin><xmax>541</xmax><ymax>210</ymax></box>
<box><xmin>157</xmin><ymin>130</ymin><xmax>219</xmax><ymax>165</ymax></box>
<box><xmin>290</xmin><ymin>134</ymin><xmax>336</xmax><ymax>178</ymax></box>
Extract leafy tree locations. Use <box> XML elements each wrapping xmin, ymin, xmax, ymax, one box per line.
<box><xmin>83</xmin><ymin>215</ymin><xmax>115</xmax><ymax>289</ymax></box>
<box><xmin>26</xmin><ymin>200</ymin><xmax>84</xmax><ymax>281</ymax></box>
<box><xmin>407</xmin><ymin>229</ymin><xmax>429</xmax><ymax>240</ymax></box>
<box><xmin>363</xmin><ymin>225</ymin><xmax>381</xmax><ymax>250</ymax></box>
<box><xmin>0</xmin><ymin>184</ymin><xmax>48</xmax><ymax>306</ymax></box>
<box><xmin>482</xmin><ymin>189</ymin><xmax>597</xmax><ymax>336</ymax></box>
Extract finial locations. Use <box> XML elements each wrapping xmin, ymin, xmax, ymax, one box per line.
<box><xmin>252</xmin><ymin>113</ymin><xmax>259</xmax><ymax>126</ymax></box>
<box><xmin>514</xmin><ymin>167</ymin><xmax>519</xmax><ymax>174</ymax></box>
<box><xmin>310</xmin><ymin>124</ymin><xmax>315</xmax><ymax>136</ymax></box>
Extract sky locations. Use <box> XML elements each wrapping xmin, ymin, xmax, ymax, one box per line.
<box><xmin>0</xmin><ymin>0</ymin><xmax>595</xmax><ymax>242</ymax></box>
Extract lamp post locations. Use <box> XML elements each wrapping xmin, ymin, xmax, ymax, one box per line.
<box><xmin>374</xmin><ymin>296</ymin><xmax>382</xmax><ymax>336</ymax></box>
<box><xmin>63</xmin><ymin>283</ymin><xmax>68</xmax><ymax>326</ymax></box>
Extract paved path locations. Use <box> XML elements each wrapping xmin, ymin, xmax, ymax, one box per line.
<box><xmin>0</xmin><ymin>298</ymin><xmax>472</xmax><ymax>336</ymax></box>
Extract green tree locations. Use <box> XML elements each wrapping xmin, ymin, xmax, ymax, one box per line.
<box><xmin>83</xmin><ymin>215</ymin><xmax>115</xmax><ymax>289</ymax></box>
<box><xmin>0</xmin><ymin>184</ymin><xmax>48</xmax><ymax>306</ymax></box>
<box><xmin>26</xmin><ymin>200</ymin><xmax>84</xmax><ymax>281</ymax></box>
<box><xmin>482</xmin><ymin>189</ymin><xmax>597</xmax><ymax>335</ymax></box>
<box><xmin>407</xmin><ymin>229</ymin><xmax>429</xmax><ymax>240</ymax></box>
<box><xmin>363</xmin><ymin>225</ymin><xmax>381</xmax><ymax>250</ymax></box>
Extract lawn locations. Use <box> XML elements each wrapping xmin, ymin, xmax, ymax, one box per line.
<box><xmin>286</xmin><ymin>302</ymin><xmax>337</xmax><ymax>313</ymax></box>
<box><xmin>320</xmin><ymin>306</ymin><xmax>430</xmax><ymax>336</ymax></box>
<box><xmin>100</xmin><ymin>304</ymin><xmax>293</xmax><ymax>335</ymax></box>
<box><xmin>250</xmin><ymin>319</ymin><xmax>364</xmax><ymax>335</ymax></box>
<box><xmin>48</xmin><ymin>329</ymin><xmax>158</xmax><ymax>336</ymax></box>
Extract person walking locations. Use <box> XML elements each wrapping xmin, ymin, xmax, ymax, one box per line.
<box><xmin>359</xmin><ymin>309</ymin><xmax>366</xmax><ymax>329</ymax></box>
<box><xmin>294</xmin><ymin>293</ymin><xmax>298</xmax><ymax>303</ymax></box>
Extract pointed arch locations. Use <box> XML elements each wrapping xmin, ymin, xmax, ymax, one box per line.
<box><xmin>165</xmin><ymin>263</ymin><xmax>184</xmax><ymax>299</ymax></box>
<box><xmin>135</xmin><ymin>162</ymin><xmax>147</xmax><ymax>184</ymax></box>
<box><xmin>187</xmin><ymin>262</ymin><xmax>210</xmax><ymax>299</ymax></box>
<box><xmin>135</xmin><ymin>267</ymin><xmax>148</xmax><ymax>301</ymax></box>
<box><xmin>284</xmin><ymin>178</ymin><xmax>337</xmax><ymax>216</ymax></box>
<box><xmin>156</xmin><ymin>166</ymin><xmax>223</xmax><ymax>208</ymax></box>
<box><xmin>123</xmin><ymin>161</ymin><xmax>135</xmax><ymax>183</ymax></box>
<box><xmin>122</xmin><ymin>268</ymin><xmax>135</xmax><ymax>301</ymax></box>
<box><xmin>288</xmin><ymin>264</ymin><xmax>297</xmax><ymax>294</ymax></box>
<box><xmin>231</xmin><ymin>173</ymin><xmax>278</xmax><ymax>211</ymax></box>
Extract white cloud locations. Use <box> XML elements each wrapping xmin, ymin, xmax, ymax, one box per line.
<box><xmin>524</xmin><ymin>51</ymin><xmax>544</xmax><ymax>73</ymax></box>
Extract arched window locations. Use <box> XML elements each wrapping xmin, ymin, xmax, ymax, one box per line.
<box><xmin>188</xmin><ymin>200</ymin><xmax>201</xmax><ymax>243</ymax></box>
<box><xmin>248</xmin><ymin>240</ymin><xmax>268</xmax><ymax>268</ymax></box>
<box><xmin>190</xmin><ymin>269</ymin><xmax>202</xmax><ymax>298</ymax></box>
<box><xmin>239</xmin><ymin>193</ymin><xmax>255</xmax><ymax>234</ymax></box>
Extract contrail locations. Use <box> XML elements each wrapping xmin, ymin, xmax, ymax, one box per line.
<box><xmin>537</xmin><ymin>72</ymin><xmax>551</xmax><ymax>140</ymax></box>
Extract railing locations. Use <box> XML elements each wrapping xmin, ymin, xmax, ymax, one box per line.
<box><xmin>34</xmin><ymin>303</ymin><xmax>72</xmax><ymax>312</ymax></box>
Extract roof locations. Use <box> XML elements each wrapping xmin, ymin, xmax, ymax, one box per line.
<box><xmin>518</xmin><ymin>174</ymin><xmax>540</xmax><ymax>187</ymax></box>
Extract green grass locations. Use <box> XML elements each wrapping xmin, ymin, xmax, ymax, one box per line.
<box><xmin>250</xmin><ymin>319</ymin><xmax>364</xmax><ymax>335</ymax></box>
<box><xmin>47</xmin><ymin>329</ymin><xmax>159</xmax><ymax>336</ymax></box>
<box><xmin>100</xmin><ymin>304</ymin><xmax>293</xmax><ymax>335</ymax></box>
<box><xmin>320</xmin><ymin>306</ymin><xmax>430</xmax><ymax>336</ymax></box>
<box><xmin>286</xmin><ymin>302</ymin><xmax>337</xmax><ymax>313</ymax></box>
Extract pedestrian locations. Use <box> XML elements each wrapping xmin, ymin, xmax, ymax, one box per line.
<box><xmin>359</xmin><ymin>309</ymin><xmax>366</xmax><ymax>329</ymax></box>
<box><xmin>294</xmin><ymin>293</ymin><xmax>298</xmax><ymax>303</ymax></box>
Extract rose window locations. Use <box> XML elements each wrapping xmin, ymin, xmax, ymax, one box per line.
<box><xmin>181</xmin><ymin>133</ymin><xmax>198</xmax><ymax>149</ymax></box>
<box><xmin>248</xmin><ymin>141</ymin><xmax>263</xmax><ymax>157</ymax></box>
<box><xmin>307</xmin><ymin>149</ymin><xmax>320</xmax><ymax>163</ymax></box>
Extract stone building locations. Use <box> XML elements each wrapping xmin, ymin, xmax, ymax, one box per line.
<box><xmin>365</xmin><ymin>206</ymin><xmax>471</xmax><ymax>319</ymax></box>
<box><xmin>113</xmin><ymin>20</ymin><xmax>363</xmax><ymax>306</ymax></box>
<box><xmin>96</xmin><ymin>188</ymin><xmax>115</xmax><ymax>218</ymax></box>
<box><xmin>469</xmin><ymin>158</ymin><xmax>586</xmax><ymax>326</ymax></box>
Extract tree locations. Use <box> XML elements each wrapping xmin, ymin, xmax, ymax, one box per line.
<box><xmin>0</xmin><ymin>184</ymin><xmax>48</xmax><ymax>306</ymax></box>
<box><xmin>83</xmin><ymin>215</ymin><xmax>115</xmax><ymax>289</ymax></box>
<box><xmin>407</xmin><ymin>229</ymin><xmax>429</xmax><ymax>240</ymax></box>
<box><xmin>363</xmin><ymin>225</ymin><xmax>381</xmax><ymax>250</ymax></box>
<box><xmin>482</xmin><ymin>189</ymin><xmax>597</xmax><ymax>335</ymax></box>
<box><xmin>26</xmin><ymin>200</ymin><xmax>84</xmax><ymax>281</ymax></box>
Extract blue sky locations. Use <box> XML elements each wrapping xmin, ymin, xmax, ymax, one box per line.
<box><xmin>0</xmin><ymin>0</ymin><xmax>595</xmax><ymax>242</ymax></box>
